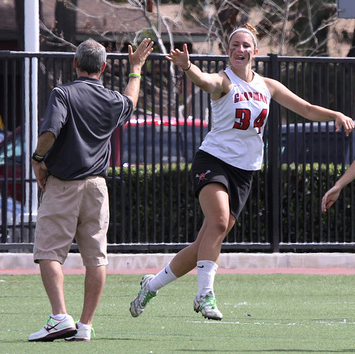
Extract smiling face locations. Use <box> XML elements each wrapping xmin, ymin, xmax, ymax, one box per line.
<box><xmin>228</xmin><ymin>31</ymin><xmax>258</xmax><ymax>69</ymax></box>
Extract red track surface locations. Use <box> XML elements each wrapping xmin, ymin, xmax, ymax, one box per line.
<box><xmin>2</xmin><ymin>267</ymin><xmax>355</xmax><ymax>275</ymax></box>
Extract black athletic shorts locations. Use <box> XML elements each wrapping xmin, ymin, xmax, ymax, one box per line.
<box><xmin>191</xmin><ymin>150</ymin><xmax>254</xmax><ymax>219</ymax></box>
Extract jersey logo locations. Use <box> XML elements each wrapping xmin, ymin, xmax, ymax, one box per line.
<box><xmin>234</xmin><ymin>92</ymin><xmax>269</xmax><ymax>104</ymax></box>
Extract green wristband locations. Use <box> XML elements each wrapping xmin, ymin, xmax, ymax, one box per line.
<box><xmin>129</xmin><ymin>73</ymin><xmax>142</xmax><ymax>79</ymax></box>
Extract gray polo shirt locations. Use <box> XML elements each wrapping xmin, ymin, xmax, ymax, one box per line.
<box><xmin>40</xmin><ymin>76</ymin><xmax>133</xmax><ymax>180</ymax></box>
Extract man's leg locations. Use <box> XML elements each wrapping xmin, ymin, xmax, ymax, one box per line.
<box><xmin>63</xmin><ymin>265</ymin><xmax>106</xmax><ymax>341</ymax></box>
<box><xmin>79</xmin><ymin>265</ymin><xmax>106</xmax><ymax>325</ymax></box>
<box><xmin>39</xmin><ymin>259</ymin><xmax>67</xmax><ymax>315</ymax></box>
<box><xmin>28</xmin><ymin>260</ymin><xmax>76</xmax><ymax>341</ymax></box>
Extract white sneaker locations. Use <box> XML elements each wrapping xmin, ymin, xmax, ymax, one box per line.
<box><xmin>28</xmin><ymin>314</ymin><xmax>77</xmax><ymax>342</ymax></box>
<box><xmin>129</xmin><ymin>274</ymin><xmax>157</xmax><ymax>317</ymax></box>
<box><xmin>65</xmin><ymin>323</ymin><xmax>94</xmax><ymax>342</ymax></box>
<box><xmin>193</xmin><ymin>291</ymin><xmax>223</xmax><ymax>321</ymax></box>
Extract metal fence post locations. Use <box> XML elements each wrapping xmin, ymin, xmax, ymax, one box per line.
<box><xmin>1</xmin><ymin>181</ymin><xmax>7</xmax><ymax>242</ymax></box>
<box><xmin>267</xmin><ymin>53</ymin><xmax>281</xmax><ymax>252</ymax></box>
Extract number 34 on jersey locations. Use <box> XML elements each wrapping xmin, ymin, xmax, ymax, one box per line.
<box><xmin>233</xmin><ymin>108</ymin><xmax>268</xmax><ymax>134</ymax></box>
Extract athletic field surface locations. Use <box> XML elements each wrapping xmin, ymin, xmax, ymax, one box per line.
<box><xmin>2</xmin><ymin>253</ymin><xmax>355</xmax><ymax>353</ymax></box>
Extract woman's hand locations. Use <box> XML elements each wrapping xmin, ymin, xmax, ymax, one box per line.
<box><xmin>334</xmin><ymin>114</ymin><xmax>355</xmax><ymax>137</ymax></box>
<box><xmin>321</xmin><ymin>185</ymin><xmax>341</xmax><ymax>212</ymax></box>
<box><xmin>166</xmin><ymin>43</ymin><xmax>190</xmax><ymax>70</ymax></box>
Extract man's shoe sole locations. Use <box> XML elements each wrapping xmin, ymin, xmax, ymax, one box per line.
<box><xmin>28</xmin><ymin>328</ymin><xmax>77</xmax><ymax>342</ymax></box>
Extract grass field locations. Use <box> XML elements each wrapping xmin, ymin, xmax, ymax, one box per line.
<box><xmin>1</xmin><ymin>272</ymin><xmax>355</xmax><ymax>354</ymax></box>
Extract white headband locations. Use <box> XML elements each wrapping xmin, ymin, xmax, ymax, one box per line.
<box><xmin>228</xmin><ymin>28</ymin><xmax>258</xmax><ymax>49</ymax></box>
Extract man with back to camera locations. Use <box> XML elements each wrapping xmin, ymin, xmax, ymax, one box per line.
<box><xmin>28</xmin><ymin>37</ymin><xmax>154</xmax><ymax>342</ymax></box>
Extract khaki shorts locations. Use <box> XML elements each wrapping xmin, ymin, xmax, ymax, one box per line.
<box><xmin>34</xmin><ymin>175</ymin><xmax>109</xmax><ymax>267</ymax></box>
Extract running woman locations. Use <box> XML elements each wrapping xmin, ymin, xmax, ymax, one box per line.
<box><xmin>130</xmin><ymin>24</ymin><xmax>354</xmax><ymax>321</ymax></box>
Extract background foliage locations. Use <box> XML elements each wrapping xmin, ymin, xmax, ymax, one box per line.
<box><xmin>107</xmin><ymin>163</ymin><xmax>355</xmax><ymax>246</ymax></box>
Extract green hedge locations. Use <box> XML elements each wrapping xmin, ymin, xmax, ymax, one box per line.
<box><xmin>279</xmin><ymin>163</ymin><xmax>354</xmax><ymax>244</ymax></box>
<box><xmin>107</xmin><ymin>163</ymin><xmax>355</xmax><ymax>245</ymax></box>
<box><xmin>107</xmin><ymin>164</ymin><xmax>204</xmax><ymax>244</ymax></box>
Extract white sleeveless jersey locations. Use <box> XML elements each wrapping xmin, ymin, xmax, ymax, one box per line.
<box><xmin>199</xmin><ymin>67</ymin><xmax>271</xmax><ymax>170</ymax></box>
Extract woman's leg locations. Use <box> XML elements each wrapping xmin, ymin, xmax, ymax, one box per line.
<box><xmin>197</xmin><ymin>183</ymin><xmax>236</xmax><ymax>262</ymax></box>
<box><xmin>153</xmin><ymin>182</ymin><xmax>235</xmax><ymax>284</ymax></box>
<box><xmin>168</xmin><ymin>221</ymin><xmax>207</xmax><ymax>277</ymax></box>
<box><xmin>130</xmin><ymin>182</ymin><xmax>236</xmax><ymax>318</ymax></box>
<box><xmin>191</xmin><ymin>183</ymin><xmax>236</xmax><ymax>320</ymax></box>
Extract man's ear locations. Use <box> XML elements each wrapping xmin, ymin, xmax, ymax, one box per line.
<box><xmin>73</xmin><ymin>57</ymin><xmax>78</xmax><ymax>69</ymax></box>
<box><xmin>101</xmin><ymin>62</ymin><xmax>107</xmax><ymax>73</ymax></box>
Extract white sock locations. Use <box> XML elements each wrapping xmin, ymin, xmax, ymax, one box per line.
<box><xmin>77</xmin><ymin>321</ymin><xmax>90</xmax><ymax>329</ymax></box>
<box><xmin>148</xmin><ymin>263</ymin><xmax>178</xmax><ymax>293</ymax></box>
<box><xmin>196</xmin><ymin>260</ymin><xmax>218</xmax><ymax>298</ymax></box>
<box><xmin>77</xmin><ymin>321</ymin><xmax>83</xmax><ymax>329</ymax></box>
<box><xmin>51</xmin><ymin>313</ymin><xmax>67</xmax><ymax>321</ymax></box>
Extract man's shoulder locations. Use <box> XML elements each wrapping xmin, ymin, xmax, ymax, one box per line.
<box><xmin>52</xmin><ymin>80</ymin><xmax>75</xmax><ymax>94</ymax></box>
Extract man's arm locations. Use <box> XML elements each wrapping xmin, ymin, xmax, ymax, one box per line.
<box><xmin>32</xmin><ymin>131</ymin><xmax>55</xmax><ymax>192</ymax></box>
<box><xmin>124</xmin><ymin>38</ymin><xmax>154</xmax><ymax>109</ymax></box>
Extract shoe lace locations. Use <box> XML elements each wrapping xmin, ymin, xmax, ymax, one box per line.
<box><xmin>139</xmin><ymin>290</ymin><xmax>156</xmax><ymax>306</ymax></box>
<box><xmin>200</xmin><ymin>295</ymin><xmax>217</xmax><ymax>310</ymax></box>
<box><xmin>90</xmin><ymin>325</ymin><xmax>96</xmax><ymax>338</ymax></box>
<box><xmin>91</xmin><ymin>326</ymin><xmax>96</xmax><ymax>338</ymax></box>
<box><xmin>44</xmin><ymin>316</ymin><xmax>55</xmax><ymax>329</ymax></box>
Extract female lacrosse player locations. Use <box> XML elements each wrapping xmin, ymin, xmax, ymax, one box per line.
<box><xmin>130</xmin><ymin>24</ymin><xmax>354</xmax><ymax>321</ymax></box>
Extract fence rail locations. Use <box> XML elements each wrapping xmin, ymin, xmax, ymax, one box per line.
<box><xmin>1</xmin><ymin>51</ymin><xmax>355</xmax><ymax>253</ymax></box>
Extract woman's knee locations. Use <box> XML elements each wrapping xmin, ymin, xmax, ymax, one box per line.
<box><xmin>206</xmin><ymin>215</ymin><xmax>230</xmax><ymax>236</ymax></box>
